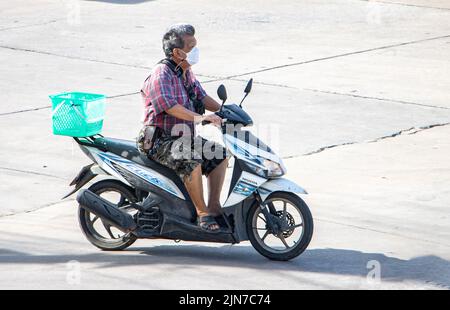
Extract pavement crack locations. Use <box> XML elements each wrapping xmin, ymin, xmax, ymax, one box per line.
<box><xmin>316</xmin><ymin>217</ymin><xmax>450</xmax><ymax>248</ymax></box>
<box><xmin>0</xmin><ymin>78</ymin><xmax>290</xmax><ymax>116</ymax></box>
<box><xmin>207</xmin><ymin>34</ymin><xmax>450</xmax><ymax>80</ymax></box>
<box><xmin>0</xmin><ymin>198</ymin><xmax>75</xmax><ymax>218</ymax></box>
<box><xmin>203</xmin><ymin>76</ymin><xmax>295</xmax><ymax>88</ymax></box>
<box><xmin>106</xmin><ymin>91</ymin><xmax>140</xmax><ymax>99</ymax></box>
<box><xmin>0</xmin><ymin>44</ymin><xmax>222</xmax><ymax>82</ymax></box>
<box><xmin>303</xmin><ymin>88</ymin><xmax>450</xmax><ymax>110</ymax></box>
<box><xmin>0</xmin><ymin>166</ymin><xmax>66</xmax><ymax>180</ymax></box>
<box><xmin>298</xmin><ymin>141</ymin><xmax>358</xmax><ymax>157</ymax></box>
<box><xmin>1</xmin><ymin>33</ymin><xmax>448</xmax><ymax>116</ymax></box>
<box><xmin>370</xmin><ymin>122</ymin><xmax>450</xmax><ymax>141</ymax></box>
<box><xmin>358</xmin><ymin>0</ymin><xmax>450</xmax><ymax>11</ymax></box>
<box><xmin>0</xmin><ymin>19</ymin><xmax>64</xmax><ymax>32</ymax></box>
<box><xmin>0</xmin><ymin>45</ymin><xmax>154</xmax><ymax>70</ymax></box>
<box><xmin>0</xmin><ymin>105</ymin><xmax>52</xmax><ymax>116</ymax></box>
<box><xmin>2</xmin><ymin>33</ymin><xmax>449</xmax><ymax>93</ymax></box>
<box><xmin>0</xmin><ymin>93</ymin><xmax>142</xmax><ymax>116</ymax></box>
<box><xmin>283</xmin><ymin>122</ymin><xmax>450</xmax><ymax>158</ymax></box>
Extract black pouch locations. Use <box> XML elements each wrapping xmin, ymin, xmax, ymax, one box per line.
<box><xmin>191</xmin><ymin>96</ymin><xmax>205</xmax><ymax>115</ymax></box>
<box><xmin>136</xmin><ymin>125</ymin><xmax>161</xmax><ymax>154</ymax></box>
<box><xmin>185</xmin><ymin>81</ymin><xmax>205</xmax><ymax>115</ymax></box>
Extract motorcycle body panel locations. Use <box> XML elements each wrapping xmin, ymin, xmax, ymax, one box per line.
<box><xmin>69</xmin><ymin>100</ymin><xmax>309</xmax><ymax>246</ymax></box>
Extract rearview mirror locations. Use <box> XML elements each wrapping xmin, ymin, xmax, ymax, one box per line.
<box><xmin>217</xmin><ymin>84</ymin><xmax>227</xmax><ymax>103</ymax></box>
<box><xmin>244</xmin><ymin>78</ymin><xmax>253</xmax><ymax>94</ymax></box>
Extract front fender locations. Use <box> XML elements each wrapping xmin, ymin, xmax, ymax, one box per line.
<box><xmin>257</xmin><ymin>178</ymin><xmax>308</xmax><ymax>202</ymax></box>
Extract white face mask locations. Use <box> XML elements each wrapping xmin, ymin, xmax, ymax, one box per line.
<box><xmin>184</xmin><ymin>46</ymin><xmax>199</xmax><ymax>66</ymax></box>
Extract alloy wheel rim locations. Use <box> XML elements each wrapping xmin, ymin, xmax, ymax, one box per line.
<box><xmin>252</xmin><ymin>198</ymin><xmax>305</xmax><ymax>254</ymax></box>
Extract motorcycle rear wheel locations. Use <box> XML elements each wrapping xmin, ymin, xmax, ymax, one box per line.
<box><xmin>78</xmin><ymin>180</ymin><xmax>138</xmax><ymax>251</ymax></box>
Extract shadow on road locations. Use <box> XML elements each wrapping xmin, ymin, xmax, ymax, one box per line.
<box><xmin>136</xmin><ymin>245</ymin><xmax>450</xmax><ymax>288</ymax></box>
<box><xmin>0</xmin><ymin>244</ymin><xmax>449</xmax><ymax>288</ymax></box>
<box><xmin>84</xmin><ymin>0</ymin><xmax>155</xmax><ymax>4</ymax></box>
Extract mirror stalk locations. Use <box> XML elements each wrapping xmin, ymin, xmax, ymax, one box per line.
<box><xmin>239</xmin><ymin>78</ymin><xmax>253</xmax><ymax>108</ymax></box>
<box><xmin>219</xmin><ymin>98</ymin><xmax>226</xmax><ymax>112</ymax></box>
<box><xmin>239</xmin><ymin>93</ymin><xmax>248</xmax><ymax>108</ymax></box>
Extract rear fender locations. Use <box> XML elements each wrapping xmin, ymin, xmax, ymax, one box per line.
<box><xmin>62</xmin><ymin>164</ymin><xmax>108</xmax><ymax>199</ymax></box>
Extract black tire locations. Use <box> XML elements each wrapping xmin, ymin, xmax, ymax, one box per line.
<box><xmin>246</xmin><ymin>192</ymin><xmax>313</xmax><ymax>261</ymax></box>
<box><xmin>78</xmin><ymin>180</ymin><xmax>138</xmax><ymax>251</ymax></box>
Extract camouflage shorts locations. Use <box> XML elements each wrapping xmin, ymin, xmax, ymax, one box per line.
<box><xmin>148</xmin><ymin>134</ymin><xmax>228</xmax><ymax>182</ymax></box>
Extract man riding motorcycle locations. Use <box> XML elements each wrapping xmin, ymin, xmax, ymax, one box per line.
<box><xmin>139</xmin><ymin>24</ymin><xmax>228</xmax><ymax>232</ymax></box>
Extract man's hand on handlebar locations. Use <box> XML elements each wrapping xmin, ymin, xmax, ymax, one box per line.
<box><xmin>200</xmin><ymin>114</ymin><xmax>223</xmax><ymax>127</ymax></box>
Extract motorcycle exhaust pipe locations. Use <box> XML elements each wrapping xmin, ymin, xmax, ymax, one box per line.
<box><xmin>76</xmin><ymin>189</ymin><xmax>137</xmax><ymax>233</ymax></box>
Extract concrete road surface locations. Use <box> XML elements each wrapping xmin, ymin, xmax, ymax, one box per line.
<box><xmin>0</xmin><ymin>0</ymin><xmax>449</xmax><ymax>289</ymax></box>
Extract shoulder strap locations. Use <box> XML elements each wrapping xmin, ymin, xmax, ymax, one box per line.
<box><xmin>141</xmin><ymin>58</ymin><xmax>182</xmax><ymax>91</ymax></box>
<box><xmin>159</xmin><ymin>59</ymin><xmax>197</xmax><ymax>99</ymax></box>
<box><xmin>158</xmin><ymin>58</ymin><xmax>183</xmax><ymax>78</ymax></box>
<box><xmin>141</xmin><ymin>58</ymin><xmax>197</xmax><ymax>103</ymax></box>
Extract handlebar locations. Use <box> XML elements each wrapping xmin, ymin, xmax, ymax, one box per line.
<box><xmin>201</xmin><ymin>118</ymin><xmax>227</xmax><ymax>126</ymax></box>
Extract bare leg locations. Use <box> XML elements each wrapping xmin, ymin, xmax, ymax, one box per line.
<box><xmin>207</xmin><ymin>158</ymin><xmax>228</xmax><ymax>216</ymax></box>
<box><xmin>184</xmin><ymin>165</ymin><xmax>219</xmax><ymax>230</ymax></box>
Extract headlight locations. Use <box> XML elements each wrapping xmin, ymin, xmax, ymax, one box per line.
<box><xmin>245</xmin><ymin>158</ymin><xmax>286</xmax><ymax>178</ymax></box>
<box><xmin>262</xmin><ymin>158</ymin><xmax>285</xmax><ymax>177</ymax></box>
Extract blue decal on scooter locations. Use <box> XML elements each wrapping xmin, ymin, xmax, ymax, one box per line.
<box><xmin>233</xmin><ymin>180</ymin><xmax>257</xmax><ymax>196</ymax></box>
<box><xmin>97</xmin><ymin>151</ymin><xmax>132</xmax><ymax>164</ymax></box>
<box><xmin>97</xmin><ymin>152</ymin><xmax>179</xmax><ymax>197</ymax></box>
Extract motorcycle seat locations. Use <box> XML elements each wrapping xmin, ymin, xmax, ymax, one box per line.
<box><xmin>92</xmin><ymin>137</ymin><xmax>189</xmax><ymax>198</ymax></box>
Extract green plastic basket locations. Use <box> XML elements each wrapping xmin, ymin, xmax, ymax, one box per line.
<box><xmin>50</xmin><ymin>92</ymin><xmax>106</xmax><ymax>137</ymax></box>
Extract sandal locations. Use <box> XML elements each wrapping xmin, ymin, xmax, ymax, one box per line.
<box><xmin>198</xmin><ymin>215</ymin><xmax>221</xmax><ymax>233</ymax></box>
<box><xmin>213</xmin><ymin>215</ymin><xmax>226</xmax><ymax>227</ymax></box>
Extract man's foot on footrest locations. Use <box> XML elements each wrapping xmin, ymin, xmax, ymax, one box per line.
<box><xmin>198</xmin><ymin>215</ymin><xmax>222</xmax><ymax>233</ymax></box>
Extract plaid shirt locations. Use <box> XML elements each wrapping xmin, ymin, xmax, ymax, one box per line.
<box><xmin>141</xmin><ymin>63</ymin><xmax>207</xmax><ymax>136</ymax></box>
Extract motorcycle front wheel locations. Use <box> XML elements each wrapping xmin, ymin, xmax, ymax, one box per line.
<box><xmin>246</xmin><ymin>192</ymin><xmax>313</xmax><ymax>261</ymax></box>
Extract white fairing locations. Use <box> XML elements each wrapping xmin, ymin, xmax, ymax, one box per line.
<box><xmin>87</xmin><ymin>147</ymin><xmax>132</xmax><ymax>186</ymax></box>
<box><xmin>86</xmin><ymin>146</ymin><xmax>185</xmax><ymax>200</ymax></box>
<box><xmin>258</xmin><ymin>178</ymin><xmax>308</xmax><ymax>202</ymax></box>
<box><xmin>224</xmin><ymin>133</ymin><xmax>282</xmax><ymax>165</ymax></box>
<box><xmin>222</xmin><ymin>131</ymin><xmax>307</xmax><ymax>207</ymax></box>
<box><xmin>223</xmin><ymin>171</ymin><xmax>267</xmax><ymax>208</ymax></box>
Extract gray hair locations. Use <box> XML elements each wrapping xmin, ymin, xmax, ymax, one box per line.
<box><xmin>162</xmin><ymin>23</ymin><xmax>196</xmax><ymax>57</ymax></box>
